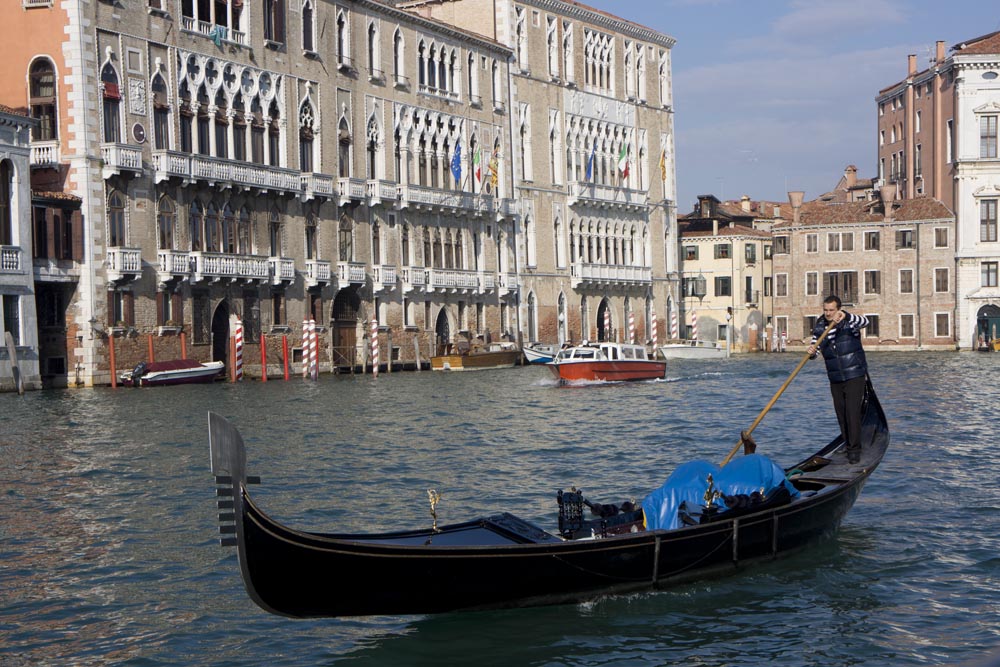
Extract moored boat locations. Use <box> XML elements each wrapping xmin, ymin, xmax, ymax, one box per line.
<box><xmin>659</xmin><ymin>339</ymin><xmax>727</xmax><ymax>359</ymax></box>
<box><xmin>430</xmin><ymin>341</ymin><xmax>521</xmax><ymax>371</ymax></box>
<box><xmin>121</xmin><ymin>359</ymin><xmax>225</xmax><ymax>386</ymax></box>
<box><xmin>523</xmin><ymin>343</ymin><xmax>559</xmax><ymax>364</ymax></box>
<box><xmin>208</xmin><ymin>377</ymin><xmax>889</xmax><ymax>618</ymax></box>
<box><xmin>547</xmin><ymin>342</ymin><xmax>665</xmax><ymax>382</ymax></box>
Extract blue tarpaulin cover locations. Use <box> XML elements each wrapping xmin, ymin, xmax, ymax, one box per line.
<box><xmin>641</xmin><ymin>454</ymin><xmax>800</xmax><ymax>531</ymax></box>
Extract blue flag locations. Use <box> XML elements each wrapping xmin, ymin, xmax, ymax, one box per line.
<box><xmin>585</xmin><ymin>143</ymin><xmax>596</xmax><ymax>181</ymax></box>
<box><xmin>451</xmin><ymin>140</ymin><xmax>462</xmax><ymax>184</ymax></box>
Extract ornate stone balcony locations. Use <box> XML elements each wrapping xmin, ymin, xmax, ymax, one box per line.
<box><xmin>400</xmin><ymin>266</ymin><xmax>427</xmax><ymax>293</ymax></box>
<box><xmin>498</xmin><ymin>271</ymin><xmax>518</xmax><ymax>296</ymax></box>
<box><xmin>191</xmin><ymin>251</ymin><xmax>269</xmax><ymax>283</ymax></box>
<box><xmin>157</xmin><ymin>249</ymin><xmax>192</xmax><ymax>286</ymax></box>
<box><xmin>337</xmin><ymin>260</ymin><xmax>366</xmax><ymax>285</ymax></box>
<box><xmin>570</xmin><ymin>262</ymin><xmax>652</xmax><ymax>288</ymax></box>
<box><xmin>426</xmin><ymin>267</ymin><xmax>480</xmax><ymax>293</ymax></box>
<box><xmin>479</xmin><ymin>271</ymin><xmax>496</xmax><ymax>294</ymax></box>
<box><xmin>398</xmin><ymin>183</ymin><xmax>493</xmax><ymax>217</ymax></box>
<box><xmin>372</xmin><ymin>264</ymin><xmax>397</xmax><ymax>293</ymax></box>
<box><xmin>304</xmin><ymin>259</ymin><xmax>332</xmax><ymax>288</ymax></box>
<box><xmin>30</xmin><ymin>141</ymin><xmax>60</xmax><ymax>169</ymax></box>
<box><xmin>0</xmin><ymin>246</ymin><xmax>23</xmax><ymax>274</ymax></box>
<box><xmin>101</xmin><ymin>143</ymin><xmax>143</xmax><ymax>179</ymax></box>
<box><xmin>106</xmin><ymin>247</ymin><xmax>142</xmax><ymax>283</ymax></box>
<box><xmin>300</xmin><ymin>173</ymin><xmax>335</xmax><ymax>201</ymax></box>
<box><xmin>568</xmin><ymin>181</ymin><xmax>648</xmax><ymax>211</ymax></box>
<box><xmin>338</xmin><ymin>177</ymin><xmax>366</xmax><ymax>206</ymax></box>
<box><xmin>151</xmin><ymin>150</ymin><xmax>302</xmax><ymax>196</ymax></box>
<box><xmin>367</xmin><ymin>179</ymin><xmax>400</xmax><ymax>207</ymax></box>
<box><xmin>269</xmin><ymin>256</ymin><xmax>295</xmax><ymax>286</ymax></box>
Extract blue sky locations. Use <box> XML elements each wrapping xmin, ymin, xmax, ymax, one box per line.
<box><xmin>582</xmin><ymin>0</ymin><xmax>1000</xmax><ymax>213</ymax></box>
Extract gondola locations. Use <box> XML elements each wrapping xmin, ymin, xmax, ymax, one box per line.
<box><xmin>209</xmin><ymin>378</ymin><xmax>889</xmax><ymax>618</ymax></box>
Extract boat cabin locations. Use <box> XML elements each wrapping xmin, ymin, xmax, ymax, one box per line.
<box><xmin>555</xmin><ymin>342</ymin><xmax>651</xmax><ymax>362</ymax></box>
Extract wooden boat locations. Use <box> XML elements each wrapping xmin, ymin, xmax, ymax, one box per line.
<box><xmin>659</xmin><ymin>339</ymin><xmax>727</xmax><ymax>360</ymax></box>
<box><xmin>121</xmin><ymin>359</ymin><xmax>224</xmax><ymax>387</ymax></box>
<box><xmin>206</xmin><ymin>378</ymin><xmax>890</xmax><ymax>618</ymax></box>
<box><xmin>430</xmin><ymin>341</ymin><xmax>521</xmax><ymax>371</ymax></box>
<box><xmin>547</xmin><ymin>342</ymin><xmax>666</xmax><ymax>382</ymax></box>
<box><xmin>523</xmin><ymin>343</ymin><xmax>559</xmax><ymax>364</ymax></box>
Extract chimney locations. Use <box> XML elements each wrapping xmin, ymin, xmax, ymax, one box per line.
<box><xmin>712</xmin><ymin>219</ymin><xmax>718</xmax><ymax>236</ymax></box>
<box><xmin>908</xmin><ymin>54</ymin><xmax>917</xmax><ymax>77</ymax></box>
<box><xmin>880</xmin><ymin>183</ymin><xmax>897</xmax><ymax>223</ymax></box>
<box><xmin>740</xmin><ymin>195</ymin><xmax>751</xmax><ymax>212</ymax></box>
<box><xmin>844</xmin><ymin>165</ymin><xmax>857</xmax><ymax>188</ymax></box>
<box><xmin>936</xmin><ymin>40</ymin><xmax>946</xmax><ymax>64</ymax></box>
<box><xmin>788</xmin><ymin>191</ymin><xmax>804</xmax><ymax>225</ymax></box>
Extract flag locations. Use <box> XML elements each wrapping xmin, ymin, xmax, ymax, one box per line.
<box><xmin>450</xmin><ymin>140</ymin><xmax>462</xmax><ymax>184</ymax></box>
<box><xmin>585</xmin><ymin>143</ymin><xmax>596</xmax><ymax>181</ymax></box>
<box><xmin>488</xmin><ymin>150</ymin><xmax>499</xmax><ymax>189</ymax></box>
<box><xmin>473</xmin><ymin>149</ymin><xmax>482</xmax><ymax>190</ymax></box>
<box><xmin>659</xmin><ymin>149</ymin><xmax>666</xmax><ymax>182</ymax></box>
<box><xmin>618</xmin><ymin>143</ymin><xmax>629</xmax><ymax>179</ymax></box>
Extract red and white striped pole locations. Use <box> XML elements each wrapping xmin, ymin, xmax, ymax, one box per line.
<box><xmin>670</xmin><ymin>306</ymin><xmax>678</xmax><ymax>339</ymax></box>
<box><xmin>628</xmin><ymin>311</ymin><xmax>635</xmax><ymax>344</ymax></box>
<box><xmin>651</xmin><ymin>309</ymin><xmax>658</xmax><ymax>348</ymax></box>
<box><xmin>371</xmin><ymin>317</ymin><xmax>379</xmax><ymax>377</ymax></box>
<box><xmin>301</xmin><ymin>319</ymin><xmax>312</xmax><ymax>379</ymax></box>
<box><xmin>691</xmin><ymin>310</ymin><xmax>698</xmax><ymax>341</ymax></box>
<box><xmin>310</xmin><ymin>318</ymin><xmax>319</xmax><ymax>380</ymax></box>
<box><xmin>234</xmin><ymin>319</ymin><xmax>244</xmax><ymax>381</ymax></box>
<box><xmin>603</xmin><ymin>310</ymin><xmax>611</xmax><ymax>342</ymax></box>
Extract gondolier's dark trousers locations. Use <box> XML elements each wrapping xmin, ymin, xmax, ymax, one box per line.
<box><xmin>830</xmin><ymin>375</ymin><xmax>866</xmax><ymax>455</ymax></box>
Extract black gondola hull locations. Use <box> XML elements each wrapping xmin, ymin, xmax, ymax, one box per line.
<box><xmin>210</xmin><ymin>379</ymin><xmax>889</xmax><ymax>618</ymax></box>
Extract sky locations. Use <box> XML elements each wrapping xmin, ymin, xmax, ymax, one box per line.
<box><xmin>582</xmin><ymin>0</ymin><xmax>1000</xmax><ymax>214</ymax></box>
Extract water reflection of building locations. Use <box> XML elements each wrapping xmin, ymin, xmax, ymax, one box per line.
<box><xmin>1</xmin><ymin>0</ymin><xmax>677</xmax><ymax>388</ymax></box>
<box><xmin>0</xmin><ymin>106</ymin><xmax>41</xmax><ymax>390</ymax></box>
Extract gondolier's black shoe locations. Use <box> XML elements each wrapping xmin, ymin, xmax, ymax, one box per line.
<box><xmin>847</xmin><ymin>449</ymin><xmax>861</xmax><ymax>464</ymax></box>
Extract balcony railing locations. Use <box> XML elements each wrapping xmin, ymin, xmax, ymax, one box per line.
<box><xmin>498</xmin><ymin>271</ymin><xmax>518</xmax><ymax>296</ymax></box>
<box><xmin>479</xmin><ymin>271</ymin><xmax>496</xmax><ymax>292</ymax></box>
<box><xmin>180</xmin><ymin>17</ymin><xmax>247</xmax><ymax>45</ymax></box>
<box><xmin>400</xmin><ymin>266</ymin><xmax>427</xmax><ymax>292</ymax></box>
<box><xmin>305</xmin><ymin>259</ymin><xmax>332</xmax><ymax>287</ymax></box>
<box><xmin>398</xmin><ymin>183</ymin><xmax>498</xmax><ymax>217</ymax></box>
<box><xmin>0</xmin><ymin>246</ymin><xmax>23</xmax><ymax>273</ymax></box>
<box><xmin>427</xmin><ymin>267</ymin><xmax>481</xmax><ymax>293</ymax></box>
<box><xmin>269</xmin><ymin>256</ymin><xmax>295</xmax><ymax>285</ymax></box>
<box><xmin>30</xmin><ymin>140</ymin><xmax>60</xmax><ymax>168</ymax></box>
<box><xmin>106</xmin><ymin>247</ymin><xmax>142</xmax><ymax>282</ymax></box>
<box><xmin>101</xmin><ymin>143</ymin><xmax>143</xmax><ymax>178</ymax></box>
<box><xmin>157</xmin><ymin>249</ymin><xmax>191</xmax><ymax>284</ymax></box>
<box><xmin>300</xmin><ymin>172</ymin><xmax>335</xmax><ymax>201</ymax></box>
<box><xmin>152</xmin><ymin>150</ymin><xmax>303</xmax><ymax>195</ymax></box>
<box><xmin>191</xmin><ymin>251</ymin><xmax>269</xmax><ymax>283</ymax></box>
<box><xmin>338</xmin><ymin>177</ymin><xmax>366</xmax><ymax>206</ymax></box>
<box><xmin>568</xmin><ymin>181</ymin><xmax>648</xmax><ymax>210</ymax></box>
<box><xmin>570</xmin><ymin>262</ymin><xmax>652</xmax><ymax>288</ymax></box>
<box><xmin>337</xmin><ymin>260</ymin><xmax>366</xmax><ymax>284</ymax></box>
<box><xmin>373</xmin><ymin>264</ymin><xmax>397</xmax><ymax>292</ymax></box>
<box><xmin>367</xmin><ymin>179</ymin><xmax>400</xmax><ymax>206</ymax></box>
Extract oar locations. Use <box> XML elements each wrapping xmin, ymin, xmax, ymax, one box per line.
<box><xmin>720</xmin><ymin>317</ymin><xmax>839</xmax><ymax>466</ymax></box>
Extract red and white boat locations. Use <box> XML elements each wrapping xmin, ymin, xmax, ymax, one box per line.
<box><xmin>546</xmin><ymin>342</ymin><xmax>666</xmax><ymax>383</ymax></box>
<box><xmin>120</xmin><ymin>359</ymin><xmax>225</xmax><ymax>387</ymax></box>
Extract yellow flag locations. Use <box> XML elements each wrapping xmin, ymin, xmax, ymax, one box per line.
<box><xmin>659</xmin><ymin>149</ymin><xmax>667</xmax><ymax>182</ymax></box>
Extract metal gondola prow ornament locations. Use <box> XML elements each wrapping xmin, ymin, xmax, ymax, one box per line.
<box><xmin>208</xmin><ymin>412</ymin><xmax>260</xmax><ymax>548</ymax></box>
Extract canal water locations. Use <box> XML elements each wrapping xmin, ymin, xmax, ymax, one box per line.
<box><xmin>1</xmin><ymin>352</ymin><xmax>998</xmax><ymax>666</ymax></box>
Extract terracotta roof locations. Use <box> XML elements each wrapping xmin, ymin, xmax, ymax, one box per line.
<box><xmin>953</xmin><ymin>29</ymin><xmax>1000</xmax><ymax>56</ymax></box>
<box><xmin>0</xmin><ymin>104</ymin><xmax>30</xmax><ymax>119</ymax></box>
<box><xmin>772</xmin><ymin>197</ymin><xmax>953</xmax><ymax>228</ymax></box>
<box><xmin>681</xmin><ymin>224</ymin><xmax>772</xmax><ymax>239</ymax></box>
<box><xmin>33</xmin><ymin>190</ymin><xmax>82</xmax><ymax>203</ymax></box>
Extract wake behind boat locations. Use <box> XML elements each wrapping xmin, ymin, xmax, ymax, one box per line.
<box><xmin>208</xmin><ymin>378</ymin><xmax>888</xmax><ymax>618</ymax></box>
<box><xmin>547</xmin><ymin>341</ymin><xmax>666</xmax><ymax>382</ymax></box>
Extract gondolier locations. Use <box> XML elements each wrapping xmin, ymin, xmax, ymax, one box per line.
<box><xmin>807</xmin><ymin>295</ymin><xmax>870</xmax><ymax>464</ymax></box>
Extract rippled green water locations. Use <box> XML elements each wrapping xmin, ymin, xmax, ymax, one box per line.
<box><xmin>1</xmin><ymin>352</ymin><xmax>998</xmax><ymax>666</ymax></box>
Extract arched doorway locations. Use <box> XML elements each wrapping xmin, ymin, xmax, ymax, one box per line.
<box><xmin>332</xmin><ymin>287</ymin><xmax>360</xmax><ymax>366</ymax></box>
<box><xmin>211</xmin><ymin>300</ymin><xmax>230</xmax><ymax>367</ymax></box>
<box><xmin>977</xmin><ymin>304</ymin><xmax>1000</xmax><ymax>349</ymax></box>
<box><xmin>435</xmin><ymin>307</ymin><xmax>450</xmax><ymax>355</ymax></box>
<box><xmin>597</xmin><ymin>298</ymin><xmax>612</xmax><ymax>342</ymax></box>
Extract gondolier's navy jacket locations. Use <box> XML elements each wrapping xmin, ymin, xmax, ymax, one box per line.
<box><xmin>810</xmin><ymin>312</ymin><xmax>869</xmax><ymax>383</ymax></box>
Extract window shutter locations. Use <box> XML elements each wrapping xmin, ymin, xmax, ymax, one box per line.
<box><xmin>173</xmin><ymin>293</ymin><xmax>184</xmax><ymax>326</ymax></box>
<box><xmin>103</xmin><ymin>83</ymin><xmax>121</xmax><ymax>100</ymax></box>
<box><xmin>275</xmin><ymin>0</ymin><xmax>286</xmax><ymax>43</ymax></box>
<box><xmin>107</xmin><ymin>290</ymin><xmax>115</xmax><ymax>325</ymax></box>
<box><xmin>71</xmin><ymin>210</ymin><xmax>84</xmax><ymax>260</ymax></box>
<box><xmin>45</xmin><ymin>207</ymin><xmax>57</xmax><ymax>258</ymax></box>
<box><xmin>125</xmin><ymin>291</ymin><xmax>135</xmax><ymax>326</ymax></box>
<box><xmin>156</xmin><ymin>292</ymin><xmax>164</xmax><ymax>325</ymax></box>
